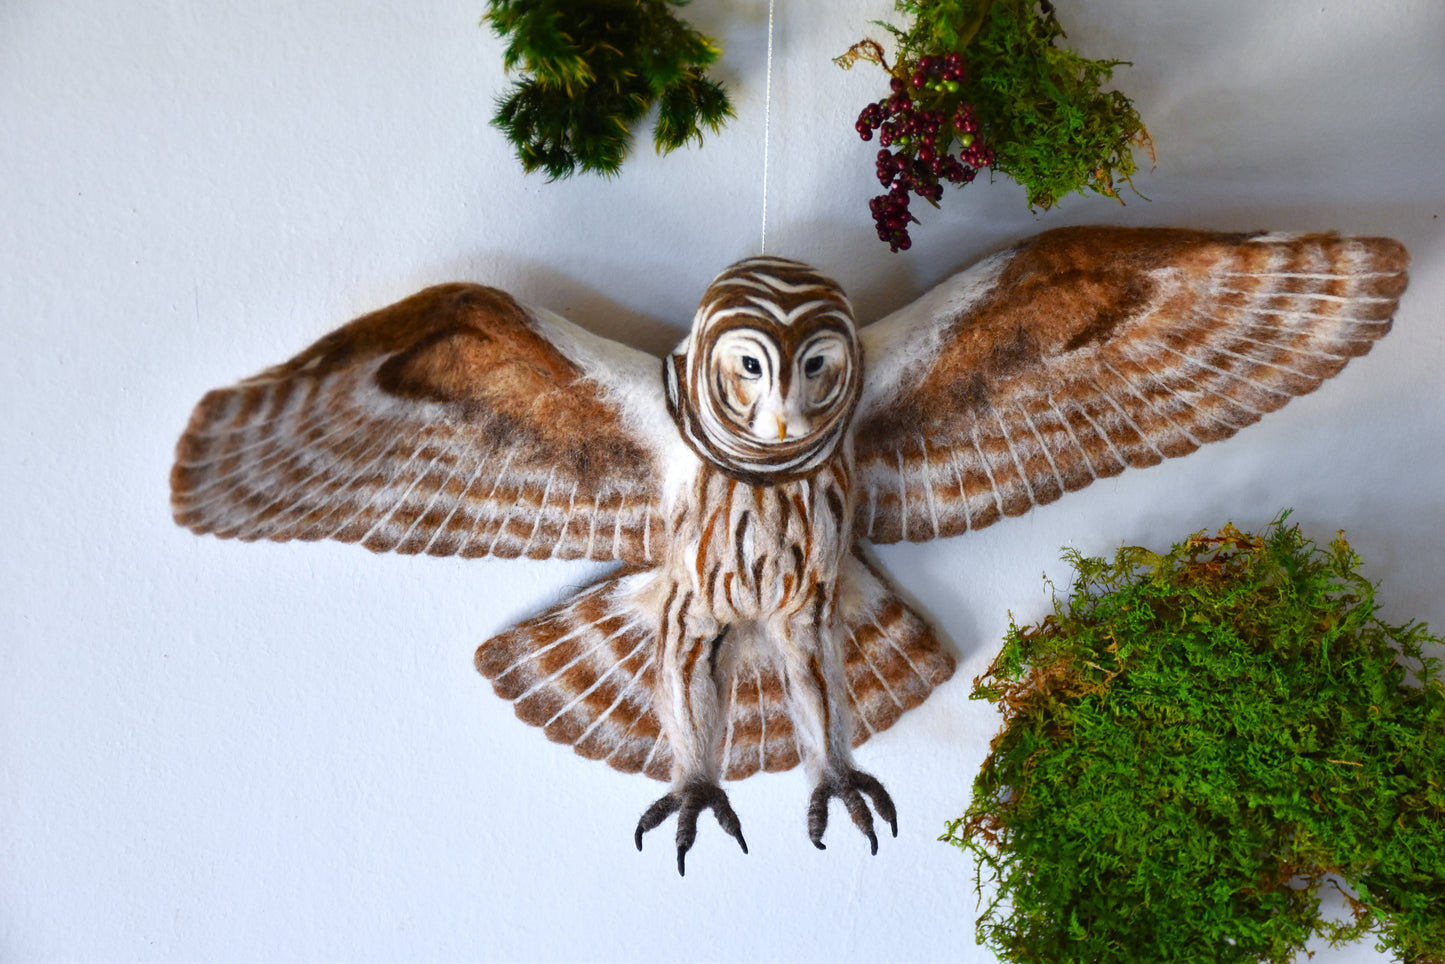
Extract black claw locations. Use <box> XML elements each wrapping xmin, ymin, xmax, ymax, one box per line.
<box><xmin>855</xmin><ymin>771</ymin><xmax>898</xmax><ymax>838</ymax></box>
<box><xmin>713</xmin><ymin>796</ymin><xmax>748</xmax><ymax>855</ymax></box>
<box><xmin>841</xmin><ymin>787</ymin><xmax>877</xmax><ymax>845</ymax></box>
<box><xmin>807</xmin><ymin>767</ymin><xmax>897</xmax><ymax>854</ymax></box>
<box><xmin>635</xmin><ymin>792</ymin><xmax>683</xmax><ymax>852</ymax></box>
<box><xmin>807</xmin><ymin>783</ymin><xmax>830</xmax><ymax>849</ymax></box>
<box><xmin>634</xmin><ymin>781</ymin><xmax>746</xmax><ymax>874</ymax></box>
<box><xmin>723</xmin><ymin>821</ymin><xmax>746</xmax><ymax>849</ymax></box>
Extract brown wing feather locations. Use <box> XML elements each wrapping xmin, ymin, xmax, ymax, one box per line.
<box><xmin>172</xmin><ymin>283</ymin><xmax>671</xmax><ymax>563</ymax></box>
<box><xmin>855</xmin><ymin>226</ymin><xmax>1409</xmax><ymax>543</ymax></box>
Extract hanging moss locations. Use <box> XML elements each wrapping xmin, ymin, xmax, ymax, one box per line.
<box><xmin>486</xmin><ymin>0</ymin><xmax>734</xmax><ymax>179</ymax></box>
<box><xmin>961</xmin><ymin>0</ymin><xmax>1151</xmax><ymax>209</ymax></box>
<box><xmin>944</xmin><ymin>517</ymin><xmax>1445</xmax><ymax>963</ymax></box>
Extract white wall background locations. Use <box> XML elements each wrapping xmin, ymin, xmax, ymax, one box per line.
<box><xmin>4</xmin><ymin>1</ymin><xmax>1443</xmax><ymax>961</ymax></box>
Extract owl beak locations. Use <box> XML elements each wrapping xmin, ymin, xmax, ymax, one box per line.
<box><xmin>777</xmin><ymin>416</ymin><xmax>788</xmax><ymax>441</ymax></box>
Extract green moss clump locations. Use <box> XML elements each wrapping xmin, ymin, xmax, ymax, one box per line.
<box><xmin>962</xmin><ymin>0</ymin><xmax>1151</xmax><ymax>209</ymax></box>
<box><xmin>944</xmin><ymin>518</ymin><xmax>1445</xmax><ymax>963</ymax></box>
<box><xmin>486</xmin><ymin>0</ymin><xmax>733</xmax><ymax>179</ymax></box>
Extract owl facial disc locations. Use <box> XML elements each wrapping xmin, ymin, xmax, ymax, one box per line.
<box><xmin>666</xmin><ymin>257</ymin><xmax>862</xmax><ymax>484</ymax></box>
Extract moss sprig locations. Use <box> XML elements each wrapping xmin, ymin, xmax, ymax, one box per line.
<box><xmin>486</xmin><ymin>0</ymin><xmax>734</xmax><ymax>179</ymax></box>
<box><xmin>842</xmin><ymin>0</ymin><xmax>1153</xmax><ymax>250</ymax></box>
<box><xmin>944</xmin><ymin>517</ymin><xmax>1445</xmax><ymax>963</ymax></box>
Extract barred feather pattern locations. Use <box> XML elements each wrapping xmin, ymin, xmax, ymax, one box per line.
<box><xmin>468</xmin><ymin>247</ymin><xmax>955</xmax><ymax>790</ymax></box>
<box><xmin>653</xmin><ymin>459</ymin><xmax>858</xmax><ymax>782</ymax></box>
<box><xmin>473</xmin><ymin>549</ymin><xmax>955</xmax><ymax>782</ymax></box>
<box><xmin>854</xmin><ymin>228</ymin><xmax>1410</xmax><ymax>543</ymax></box>
<box><xmin>474</xmin><ymin>569</ymin><xmax>677</xmax><ymax>780</ymax></box>
<box><xmin>171</xmin><ymin>283</ymin><xmax>671</xmax><ymax>563</ymax></box>
<box><xmin>171</xmin><ymin>227</ymin><xmax>1405</xmax><ymax>817</ymax></box>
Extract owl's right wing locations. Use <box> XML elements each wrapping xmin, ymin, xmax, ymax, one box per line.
<box><xmin>853</xmin><ymin>227</ymin><xmax>1409</xmax><ymax>544</ymax></box>
<box><xmin>172</xmin><ymin>283</ymin><xmax>685</xmax><ymax>564</ymax></box>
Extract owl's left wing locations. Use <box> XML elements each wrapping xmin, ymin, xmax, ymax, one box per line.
<box><xmin>172</xmin><ymin>283</ymin><xmax>682</xmax><ymax>563</ymax></box>
<box><xmin>854</xmin><ymin>226</ymin><xmax>1408</xmax><ymax>543</ymax></box>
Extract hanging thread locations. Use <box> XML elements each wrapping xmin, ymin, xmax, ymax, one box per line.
<box><xmin>760</xmin><ymin>0</ymin><xmax>776</xmax><ymax>254</ymax></box>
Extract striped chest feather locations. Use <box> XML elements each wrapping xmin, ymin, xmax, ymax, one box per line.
<box><xmin>668</xmin><ymin>460</ymin><xmax>852</xmax><ymax>622</ymax></box>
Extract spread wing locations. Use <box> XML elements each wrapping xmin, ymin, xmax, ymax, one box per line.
<box><xmin>853</xmin><ymin>226</ymin><xmax>1409</xmax><ymax>543</ymax></box>
<box><xmin>172</xmin><ymin>283</ymin><xmax>683</xmax><ymax>563</ymax></box>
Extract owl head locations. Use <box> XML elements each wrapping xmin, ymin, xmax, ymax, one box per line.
<box><xmin>666</xmin><ymin>256</ymin><xmax>862</xmax><ymax>484</ymax></box>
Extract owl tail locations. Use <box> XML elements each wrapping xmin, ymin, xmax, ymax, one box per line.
<box><xmin>474</xmin><ymin>567</ymin><xmax>677</xmax><ymax>780</ymax></box>
<box><xmin>835</xmin><ymin>552</ymin><xmax>957</xmax><ymax>749</ymax></box>
<box><xmin>474</xmin><ymin>556</ymin><xmax>956</xmax><ymax>782</ymax></box>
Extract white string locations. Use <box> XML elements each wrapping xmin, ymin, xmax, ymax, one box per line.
<box><xmin>760</xmin><ymin>0</ymin><xmax>776</xmax><ymax>254</ymax></box>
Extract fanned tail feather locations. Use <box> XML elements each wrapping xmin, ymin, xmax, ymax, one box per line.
<box><xmin>719</xmin><ymin>656</ymin><xmax>801</xmax><ymax>780</ymax></box>
<box><xmin>838</xmin><ymin>553</ymin><xmax>957</xmax><ymax>748</ymax></box>
<box><xmin>474</xmin><ymin>569</ymin><xmax>674</xmax><ymax>781</ymax></box>
<box><xmin>475</xmin><ymin>555</ymin><xmax>956</xmax><ymax>783</ymax></box>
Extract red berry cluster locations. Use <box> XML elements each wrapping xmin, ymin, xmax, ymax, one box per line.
<box><xmin>854</xmin><ymin>53</ymin><xmax>994</xmax><ymax>251</ymax></box>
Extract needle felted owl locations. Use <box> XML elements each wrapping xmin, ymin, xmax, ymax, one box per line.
<box><xmin>171</xmin><ymin>226</ymin><xmax>1408</xmax><ymax>874</ymax></box>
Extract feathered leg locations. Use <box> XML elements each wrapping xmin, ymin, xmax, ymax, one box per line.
<box><xmin>775</xmin><ymin>595</ymin><xmax>898</xmax><ymax>854</ymax></box>
<box><xmin>634</xmin><ymin>587</ymin><xmax>747</xmax><ymax>875</ymax></box>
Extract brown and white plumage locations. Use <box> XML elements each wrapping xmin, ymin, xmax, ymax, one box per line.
<box><xmin>172</xmin><ymin>283</ymin><xmax>678</xmax><ymax>563</ymax></box>
<box><xmin>853</xmin><ymin>227</ymin><xmax>1408</xmax><ymax>542</ymax></box>
<box><xmin>170</xmin><ymin>226</ymin><xmax>1408</xmax><ymax>872</ymax></box>
<box><xmin>474</xmin><ymin>552</ymin><xmax>952</xmax><ymax>783</ymax></box>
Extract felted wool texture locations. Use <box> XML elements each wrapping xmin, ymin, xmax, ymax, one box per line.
<box><xmin>172</xmin><ymin>225</ymin><xmax>1407</xmax><ymax>861</ymax></box>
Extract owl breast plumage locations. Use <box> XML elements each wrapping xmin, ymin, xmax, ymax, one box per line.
<box><xmin>170</xmin><ymin>227</ymin><xmax>1409</xmax><ymax>871</ymax></box>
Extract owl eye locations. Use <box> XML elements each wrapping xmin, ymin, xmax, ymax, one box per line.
<box><xmin>740</xmin><ymin>355</ymin><xmax>762</xmax><ymax>378</ymax></box>
<box><xmin>803</xmin><ymin>355</ymin><xmax>825</xmax><ymax>378</ymax></box>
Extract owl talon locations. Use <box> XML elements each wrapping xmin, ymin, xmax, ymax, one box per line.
<box><xmin>635</xmin><ymin>781</ymin><xmax>747</xmax><ymax>876</ymax></box>
<box><xmin>635</xmin><ymin>794</ymin><xmax>682</xmax><ymax>851</ymax></box>
<box><xmin>808</xmin><ymin>768</ymin><xmax>897</xmax><ymax>853</ymax></box>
